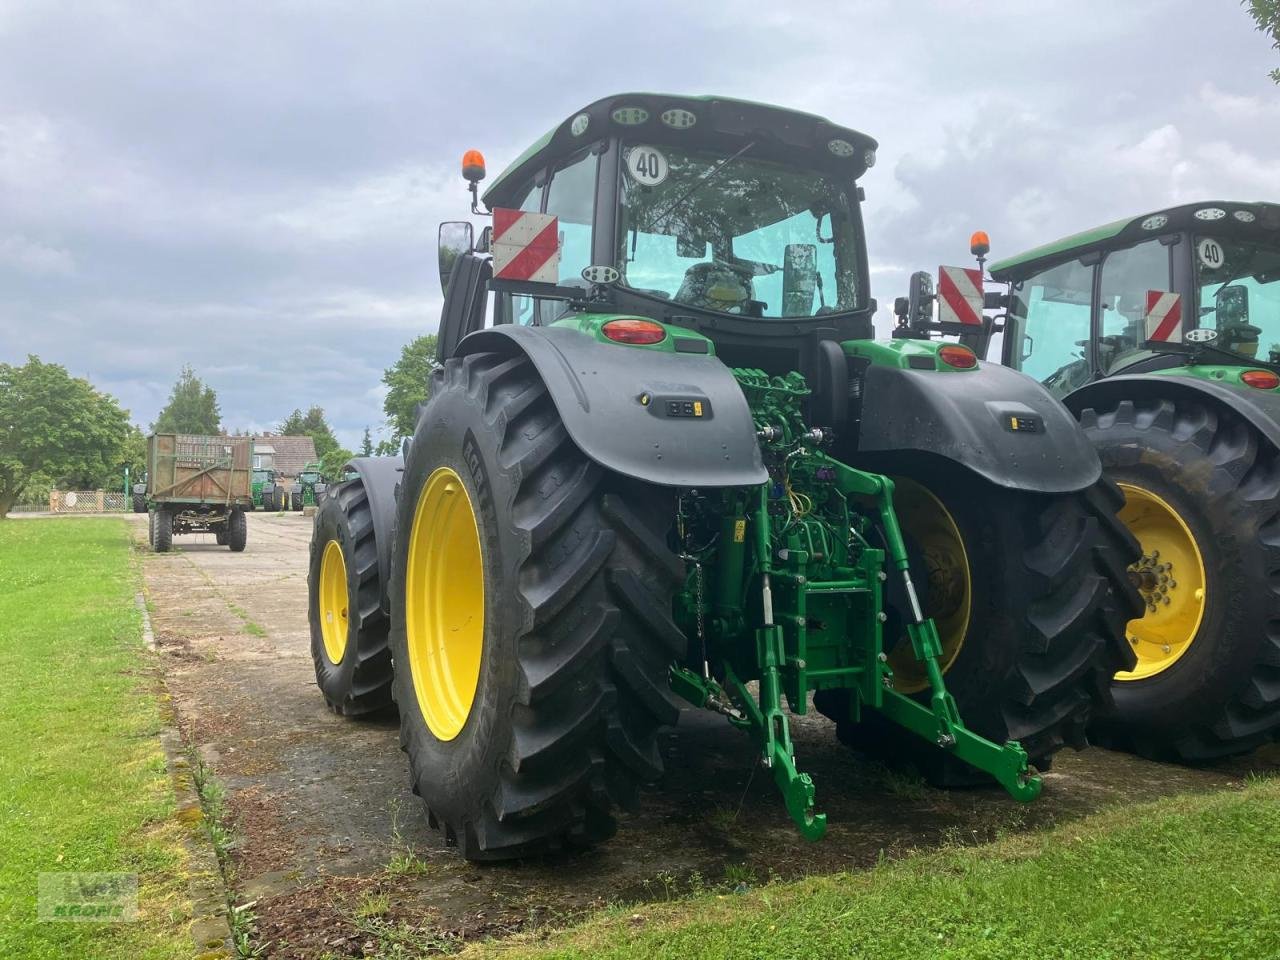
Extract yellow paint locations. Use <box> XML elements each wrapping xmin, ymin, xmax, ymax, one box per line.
<box><xmin>404</xmin><ymin>467</ymin><xmax>485</xmax><ymax>740</ymax></box>
<box><xmin>693</xmin><ymin>401</ymin><xmax>703</xmax><ymax>417</ymax></box>
<box><xmin>1115</xmin><ymin>482</ymin><xmax>1207</xmax><ymax>681</ymax></box>
<box><xmin>886</xmin><ymin>478</ymin><xmax>971</xmax><ymax>693</ymax></box>
<box><xmin>318</xmin><ymin>539</ymin><xmax>349</xmax><ymax>664</ymax></box>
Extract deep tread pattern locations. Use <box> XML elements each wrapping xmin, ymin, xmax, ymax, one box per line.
<box><xmin>1083</xmin><ymin>396</ymin><xmax>1280</xmax><ymax>762</ymax></box>
<box><xmin>308</xmin><ymin>477</ymin><xmax>394</xmax><ymax>716</ymax></box>
<box><xmin>153</xmin><ymin>509</ymin><xmax>173</xmax><ymax>553</ymax></box>
<box><xmin>392</xmin><ymin>351</ymin><xmax>683</xmax><ymax>861</ymax></box>
<box><xmin>226</xmin><ymin>509</ymin><xmax>247</xmax><ymax>552</ymax></box>
<box><xmin>818</xmin><ymin>471</ymin><xmax>1140</xmax><ymax>782</ymax></box>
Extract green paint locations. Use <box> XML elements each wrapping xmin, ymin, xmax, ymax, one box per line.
<box><xmin>668</xmin><ymin>368</ymin><xmax>1039</xmax><ymax>839</ymax></box>
<box><xmin>1153</xmin><ymin>364</ymin><xmax>1280</xmax><ymax>391</ymax></box>
<box><xmin>840</xmin><ymin>337</ymin><xmax>977</xmax><ymax>372</ymax></box>
<box><xmin>989</xmin><ymin>216</ymin><xmax>1130</xmax><ymax>277</ymax></box>
<box><xmin>549</xmin><ymin>313</ymin><xmax>716</xmax><ymax>354</ymax></box>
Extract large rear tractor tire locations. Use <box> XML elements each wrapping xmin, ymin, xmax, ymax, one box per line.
<box><xmin>133</xmin><ymin>494</ymin><xmax>147</xmax><ymax>514</ymax></box>
<box><xmin>226</xmin><ymin>509</ymin><xmax>247</xmax><ymax>552</ymax></box>
<box><xmin>389</xmin><ymin>351</ymin><xmax>683</xmax><ymax>860</ymax></box>
<box><xmin>1080</xmin><ymin>397</ymin><xmax>1280</xmax><ymax>761</ymax></box>
<box><xmin>817</xmin><ymin>467</ymin><xmax>1141</xmax><ymax>782</ymax></box>
<box><xmin>291</xmin><ymin>490</ymin><xmax>303</xmax><ymax>511</ymax></box>
<box><xmin>153</xmin><ymin>509</ymin><xmax>173</xmax><ymax>553</ymax></box>
<box><xmin>308</xmin><ymin>477</ymin><xmax>393</xmax><ymax>716</ymax></box>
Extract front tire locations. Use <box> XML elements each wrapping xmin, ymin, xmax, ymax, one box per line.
<box><xmin>389</xmin><ymin>351</ymin><xmax>683</xmax><ymax>860</ymax></box>
<box><xmin>817</xmin><ymin>467</ymin><xmax>1140</xmax><ymax>781</ymax></box>
<box><xmin>308</xmin><ymin>478</ymin><xmax>393</xmax><ymax>715</ymax></box>
<box><xmin>1081</xmin><ymin>396</ymin><xmax>1280</xmax><ymax>761</ymax></box>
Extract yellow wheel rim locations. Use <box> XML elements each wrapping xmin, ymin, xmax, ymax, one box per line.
<box><xmin>404</xmin><ymin>467</ymin><xmax>485</xmax><ymax>741</ymax></box>
<box><xmin>318</xmin><ymin>539</ymin><xmax>349</xmax><ymax>665</ymax></box>
<box><xmin>1115</xmin><ymin>482</ymin><xmax>1207</xmax><ymax>681</ymax></box>
<box><xmin>887</xmin><ymin>478</ymin><xmax>972</xmax><ymax>693</ymax></box>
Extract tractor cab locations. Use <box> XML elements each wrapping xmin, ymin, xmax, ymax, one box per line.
<box><xmin>987</xmin><ymin>201</ymin><xmax>1280</xmax><ymax>395</ymax></box>
<box><xmin>436</xmin><ymin>94</ymin><xmax>878</xmax><ymax>383</ymax></box>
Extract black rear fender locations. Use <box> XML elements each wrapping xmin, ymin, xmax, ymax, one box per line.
<box><xmin>854</xmin><ymin>361</ymin><xmax>1102</xmax><ymax>494</ymax></box>
<box><xmin>1065</xmin><ymin>374</ymin><xmax>1280</xmax><ymax>453</ymax></box>
<box><xmin>455</xmin><ymin>325</ymin><xmax>767</xmax><ymax>488</ymax></box>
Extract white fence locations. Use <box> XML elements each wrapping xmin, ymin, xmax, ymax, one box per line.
<box><xmin>43</xmin><ymin>491</ymin><xmax>129</xmax><ymax>514</ymax></box>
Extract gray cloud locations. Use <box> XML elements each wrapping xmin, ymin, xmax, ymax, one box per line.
<box><xmin>0</xmin><ymin>0</ymin><xmax>1276</xmax><ymax>447</ymax></box>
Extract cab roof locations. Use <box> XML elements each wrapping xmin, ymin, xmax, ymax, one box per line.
<box><xmin>989</xmin><ymin>200</ymin><xmax>1280</xmax><ymax>280</ymax></box>
<box><xmin>482</xmin><ymin>92</ymin><xmax>878</xmax><ymax>208</ymax></box>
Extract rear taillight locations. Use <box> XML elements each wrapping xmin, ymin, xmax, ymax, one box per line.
<box><xmin>602</xmin><ymin>318</ymin><xmax>666</xmax><ymax>345</ymax></box>
<box><xmin>938</xmin><ymin>344</ymin><xmax>978</xmax><ymax>369</ymax></box>
<box><xmin>1241</xmin><ymin>369</ymin><xmax>1280</xmax><ymax>390</ymax></box>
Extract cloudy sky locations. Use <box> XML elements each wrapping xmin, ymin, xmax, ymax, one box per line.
<box><xmin>1</xmin><ymin>1</ymin><xmax>1276</xmax><ymax>449</ymax></box>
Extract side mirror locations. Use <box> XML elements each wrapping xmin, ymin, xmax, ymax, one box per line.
<box><xmin>438</xmin><ymin>221</ymin><xmax>474</xmax><ymax>295</ymax></box>
<box><xmin>781</xmin><ymin>243</ymin><xmax>817</xmax><ymax>316</ymax></box>
<box><xmin>907</xmin><ymin>270</ymin><xmax>934</xmax><ymax>327</ymax></box>
<box><xmin>1217</xmin><ymin>284</ymin><xmax>1250</xmax><ymax>326</ymax></box>
<box><xmin>474</xmin><ymin>225</ymin><xmax>493</xmax><ymax>254</ymax></box>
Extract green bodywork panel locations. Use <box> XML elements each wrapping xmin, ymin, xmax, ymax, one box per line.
<box><xmin>668</xmin><ymin>368</ymin><xmax>1040</xmax><ymax>840</ymax></box>
<box><xmin>841</xmin><ymin>337</ymin><xmax>977</xmax><ymax>373</ymax></box>
<box><xmin>989</xmin><ymin>217</ymin><xmax>1131</xmax><ymax>276</ymax></box>
<box><xmin>1153</xmin><ymin>364</ymin><xmax>1280</xmax><ymax>392</ymax></box>
<box><xmin>548</xmin><ymin>313</ymin><xmax>716</xmax><ymax>354</ymax></box>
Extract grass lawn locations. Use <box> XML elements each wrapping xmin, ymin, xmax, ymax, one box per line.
<box><xmin>472</xmin><ymin>777</ymin><xmax>1280</xmax><ymax>960</ymax></box>
<box><xmin>0</xmin><ymin>518</ymin><xmax>190</xmax><ymax>959</ymax></box>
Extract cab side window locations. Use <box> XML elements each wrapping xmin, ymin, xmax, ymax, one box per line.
<box><xmin>1098</xmin><ymin>240</ymin><xmax>1172</xmax><ymax>374</ymax></box>
<box><xmin>543</xmin><ymin>149</ymin><xmax>597</xmax><ymax>290</ymax></box>
<box><xmin>1009</xmin><ymin>258</ymin><xmax>1094</xmax><ymax>395</ymax></box>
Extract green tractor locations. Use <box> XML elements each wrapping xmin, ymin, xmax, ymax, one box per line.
<box><xmin>291</xmin><ymin>461</ymin><xmax>327</xmax><ymax>510</ymax></box>
<box><xmin>252</xmin><ymin>467</ymin><xmax>284</xmax><ymax>512</ymax></box>
<box><xmin>978</xmin><ymin>201</ymin><xmax>1280</xmax><ymax>761</ymax></box>
<box><xmin>307</xmin><ymin>94</ymin><xmax>1138</xmax><ymax>860</ymax></box>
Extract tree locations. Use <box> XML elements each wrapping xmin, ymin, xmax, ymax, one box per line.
<box><xmin>360</xmin><ymin>426</ymin><xmax>374</xmax><ymax>457</ymax></box>
<box><xmin>279</xmin><ymin>406</ymin><xmax>341</xmax><ymax>462</ymax></box>
<box><xmin>152</xmin><ymin>365</ymin><xmax>221</xmax><ymax>435</ymax></box>
<box><xmin>319</xmin><ymin>445</ymin><xmax>356</xmax><ymax>480</ymax></box>
<box><xmin>1245</xmin><ymin>0</ymin><xmax>1280</xmax><ymax>81</ymax></box>
<box><xmin>0</xmin><ymin>356</ymin><xmax>131</xmax><ymax>517</ymax></box>
<box><xmin>382</xmin><ymin>334</ymin><xmax>439</xmax><ymax>442</ymax></box>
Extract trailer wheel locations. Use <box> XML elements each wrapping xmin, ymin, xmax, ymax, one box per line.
<box><xmin>817</xmin><ymin>468</ymin><xmax>1140</xmax><ymax>782</ymax></box>
<box><xmin>226</xmin><ymin>509</ymin><xmax>247</xmax><ymax>552</ymax></box>
<box><xmin>215</xmin><ymin>530</ymin><xmax>227</xmax><ymax>546</ymax></box>
<box><xmin>147</xmin><ymin>510</ymin><xmax>156</xmax><ymax>548</ymax></box>
<box><xmin>389</xmin><ymin>351</ymin><xmax>682</xmax><ymax>860</ymax></box>
<box><xmin>153</xmin><ymin>510</ymin><xmax>173</xmax><ymax>553</ymax></box>
<box><xmin>308</xmin><ymin>478</ymin><xmax>393</xmax><ymax>715</ymax></box>
<box><xmin>1081</xmin><ymin>396</ymin><xmax>1280</xmax><ymax>760</ymax></box>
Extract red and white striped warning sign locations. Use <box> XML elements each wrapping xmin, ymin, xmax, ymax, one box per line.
<box><xmin>1144</xmin><ymin>290</ymin><xmax>1183</xmax><ymax>342</ymax></box>
<box><xmin>937</xmin><ymin>265</ymin><xmax>983</xmax><ymax>326</ymax></box>
<box><xmin>492</xmin><ymin>208</ymin><xmax>560</xmax><ymax>282</ymax></box>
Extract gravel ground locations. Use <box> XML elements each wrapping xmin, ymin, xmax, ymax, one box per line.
<box><xmin>133</xmin><ymin>512</ymin><xmax>1280</xmax><ymax>958</ymax></box>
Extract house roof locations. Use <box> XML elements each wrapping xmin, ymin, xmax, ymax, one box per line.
<box><xmin>251</xmin><ymin>435</ymin><xmax>317</xmax><ymax>477</ymax></box>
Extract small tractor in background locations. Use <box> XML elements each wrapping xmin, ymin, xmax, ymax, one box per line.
<box><xmin>290</xmin><ymin>461</ymin><xmax>328</xmax><ymax>510</ymax></box>
<box><xmin>252</xmin><ymin>467</ymin><xmax>284</xmax><ymax>512</ymax></box>
<box><xmin>306</xmin><ymin>94</ymin><xmax>1139</xmax><ymax>860</ymax></box>
<box><xmin>971</xmin><ymin>202</ymin><xmax>1280</xmax><ymax>762</ymax></box>
<box><xmin>145</xmin><ymin>434</ymin><xmax>252</xmax><ymax>552</ymax></box>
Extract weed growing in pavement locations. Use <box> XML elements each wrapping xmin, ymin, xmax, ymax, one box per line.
<box><xmin>355</xmin><ymin>891</ymin><xmax>392</xmax><ymax>920</ymax></box>
<box><xmin>191</xmin><ymin>753</ymin><xmax>270</xmax><ymax>958</ymax></box>
<box><xmin>354</xmin><ymin>916</ymin><xmax>461</xmax><ymax>957</ymax></box>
